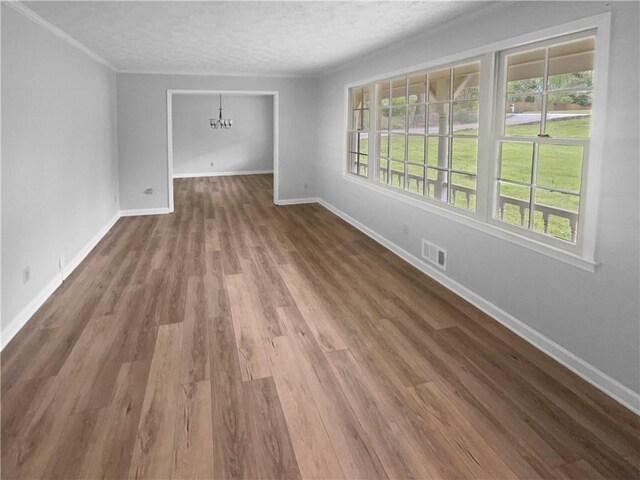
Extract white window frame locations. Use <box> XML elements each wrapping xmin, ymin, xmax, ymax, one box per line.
<box><xmin>342</xmin><ymin>13</ymin><xmax>610</xmax><ymax>272</ymax></box>
<box><xmin>346</xmin><ymin>86</ymin><xmax>371</xmax><ymax>178</ymax></box>
<box><xmin>489</xmin><ymin>29</ymin><xmax>598</xmax><ymax>256</ymax></box>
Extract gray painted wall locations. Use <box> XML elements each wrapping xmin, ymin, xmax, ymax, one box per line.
<box><xmin>1</xmin><ymin>5</ymin><xmax>120</xmax><ymax>329</ymax></box>
<box><xmin>117</xmin><ymin>74</ymin><xmax>317</xmax><ymax>209</ymax></box>
<box><xmin>315</xmin><ymin>1</ymin><xmax>640</xmax><ymax>393</ymax></box>
<box><xmin>173</xmin><ymin>94</ymin><xmax>273</xmax><ymax>176</ymax></box>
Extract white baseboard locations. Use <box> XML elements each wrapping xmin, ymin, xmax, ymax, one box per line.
<box><xmin>1</xmin><ymin>212</ymin><xmax>121</xmax><ymax>351</ymax></box>
<box><xmin>120</xmin><ymin>208</ymin><xmax>170</xmax><ymax>217</ymax></box>
<box><xmin>173</xmin><ymin>170</ymin><xmax>273</xmax><ymax>179</ymax></box>
<box><xmin>317</xmin><ymin>198</ymin><xmax>640</xmax><ymax>415</ymax></box>
<box><xmin>61</xmin><ymin>213</ymin><xmax>120</xmax><ymax>280</ymax></box>
<box><xmin>275</xmin><ymin>197</ymin><xmax>319</xmax><ymax>206</ymax></box>
<box><xmin>1</xmin><ymin>275</ymin><xmax>62</xmax><ymax>351</ymax></box>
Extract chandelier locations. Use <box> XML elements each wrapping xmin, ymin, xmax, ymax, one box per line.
<box><xmin>210</xmin><ymin>94</ymin><xmax>233</xmax><ymax>129</ymax></box>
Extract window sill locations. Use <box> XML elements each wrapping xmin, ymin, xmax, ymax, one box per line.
<box><xmin>342</xmin><ymin>173</ymin><xmax>599</xmax><ymax>273</ymax></box>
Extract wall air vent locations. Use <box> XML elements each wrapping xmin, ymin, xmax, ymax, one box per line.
<box><xmin>421</xmin><ymin>239</ymin><xmax>447</xmax><ymax>271</ymax></box>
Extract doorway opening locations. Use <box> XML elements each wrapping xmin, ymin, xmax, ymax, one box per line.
<box><xmin>166</xmin><ymin>89</ymin><xmax>280</xmax><ymax>211</ymax></box>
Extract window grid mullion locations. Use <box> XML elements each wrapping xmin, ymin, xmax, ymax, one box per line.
<box><xmin>447</xmin><ymin>67</ymin><xmax>454</xmax><ymax>205</ymax></box>
<box><xmin>404</xmin><ymin>77</ymin><xmax>409</xmax><ymax>190</ymax></box>
<box><xmin>528</xmin><ymin>143</ymin><xmax>539</xmax><ymax>229</ymax></box>
<box><xmin>540</xmin><ymin>47</ymin><xmax>550</xmax><ymax>136</ymax></box>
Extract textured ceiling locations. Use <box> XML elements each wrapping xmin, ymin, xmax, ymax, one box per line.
<box><xmin>25</xmin><ymin>1</ymin><xmax>495</xmax><ymax>76</ymax></box>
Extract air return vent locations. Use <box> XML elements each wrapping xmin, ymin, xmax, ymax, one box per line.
<box><xmin>421</xmin><ymin>239</ymin><xmax>447</xmax><ymax>271</ymax></box>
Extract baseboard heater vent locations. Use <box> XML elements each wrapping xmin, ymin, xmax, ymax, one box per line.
<box><xmin>421</xmin><ymin>239</ymin><xmax>447</xmax><ymax>271</ymax></box>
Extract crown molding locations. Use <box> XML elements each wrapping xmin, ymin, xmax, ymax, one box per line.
<box><xmin>3</xmin><ymin>0</ymin><xmax>118</xmax><ymax>72</ymax></box>
<box><xmin>117</xmin><ymin>69</ymin><xmax>311</xmax><ymax>79</ymax></box>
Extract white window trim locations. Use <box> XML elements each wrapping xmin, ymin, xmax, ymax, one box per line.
<box><xmin>342</xmin><ymin>13</ymin><xmax>610</xmax><ymax>273</ymax></box>
<box><xmin>489</xmin><ymin>29</ymin><xmax>597</xmax><ymax>257</ymax></box>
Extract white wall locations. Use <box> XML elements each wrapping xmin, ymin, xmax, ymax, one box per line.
<box><xmin>172</xmin><ymin>94</ymin><xmax>273</xmax><ymax>176</ymax></box>
<box><xmin>1</xmin><ymin>5</ymin><xmax>119</xmax><ymax>333</ymax></box>
<box><xmin>315</xmin><ymin>1</ymin><xmax>640</xmax><ymax>397</ymax></box>
<box><xmin>117</xmin><ymin>74</ymin><xmax>317</xmax><ymax>209</ymax></box>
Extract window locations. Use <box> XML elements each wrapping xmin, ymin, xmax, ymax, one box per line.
<box><xmin>347</xmin><ymin>86</ymin><xmax>370</xmax><ymax>177</ymax></box>
<box><xmin>374</xmin><ymin>61</ymin><xmax>481</xmax><ymax>211</ymax></box>
<box><xmin>494</xmin><ymin>32</ymin><xmax>595</xmax><ymax>244</ymax></box>
<box><xmin>344</xmin><ymin>16</ymin><xmax>607</xmax><ymax>266</ymax></box>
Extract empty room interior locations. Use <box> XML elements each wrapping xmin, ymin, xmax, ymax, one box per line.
<box><xmin>2</xmin><ymin>1</ymin><xmax>639</xmax><ymax>479</ymax></box>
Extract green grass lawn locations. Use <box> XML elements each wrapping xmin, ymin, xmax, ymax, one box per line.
<box><xmin>367</xmin><ymin>116</ymin><xmax>588</xmax><ymax>241</ymax></box>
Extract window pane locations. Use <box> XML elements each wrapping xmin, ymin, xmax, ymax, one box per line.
<box><xmin>500</xmin><ymin>141</ymin><xmax>533</xmax><ymax>183</ymax></box>
<box><xmin>545</xmin><ymin>92</ymin><xmax>591</xmax><ymax>138</ymax></box>
<box><xmin>349</xmin><ymin>132</ymin><xmax>358</xmax><ymax>153</ymax></box>
<box><xmin>392</xmin><ymin>78</ymin><xmax>406</xmax><ymax>104</ymax></box>
<box><xmin>453</xmin><ymin>101</ymin><xmax>479</xmax><ymax>135</ymax></box>
<box><xmin>389</xmin><ymin>161</ymin><xmax>405</xmax><ymax>189</ymax></box>
<box><xmin>357</xmin><ymin>155</ymin><xmax>368</xmax><ymax>177</ymax></box>
<box><xmin>379</xmin><ymin>158</ymin><xmax>389</xmax><ymax>184</ymax></box>
<box><xmin>505</xmin><ymin>94</ymin><xmax>542</xmax><ymax>136</ymax></box>
<box><xmin>358</xmin><ymin>155</ymin><xmax>369</xmax><ymax>177</ymax></box>
<box><xmin>427</xmin><ymin>136</ymin><xmax>449</xmax><ymax>168</ymax></box>
<box><xmin>390</xmin><ymin>134</ymin><xmax>406</xmax><ymax>160</ymax></box>
<box><xmin>537</xmin><ymin>144</ymin><xmax>583</xmax><ymax>192</ymax></box>
<box><xmin>352</xmin><ymin>87</ymin><xmax>363</xmax><ymax>109</ymax></box>
<box><xmin>408</xmin><ymin>74</ymin><xmax>427</xmax><ymax>104</ymax></box>
<box><xmin>390</xmin><ymin>106</ymin><xmax>406</xmax><ymax>132</ymax></box>
<box><xmin>362</xmin><ymin>86</ymin><xmax>371</xmax><ymax>109</ymax></box>
<box><xmin>450</xmin><ymin>173</ymin><xmax>476</xmax><ymax>211</ymax></box>
<box><xmin>533</xmin><ymin>188</ymin><xmax>580</xmax><ymax>242</ymax></box>
<box><xmin>362</xmin><ymin>110</ymin><xmax>370</xmax><ymax>130</ymax></box>
<box><xmin>429</xmin><ymin>68</ymin><xmax>451</xmax><ymax>101</ymax></box>
<box><xmin>408</xmin><ymin>105</ymin><xmax>426</xmax><ymax>133</ymax></box>
<box><xmin>498</xmin><ymin>181</ymin><xmax>531</xmax><ymax>227</ymax></box>
<box><xmin>548</xmin><ymin>37</ymin><xmax>595</xmax><ymax>91</ymax></box>
<box><xmin>358</xmin><ymin>133</ymin><xmax>369</xmax><ymax>156</ymax></box>
<box><xmin>349</xmin><ymin>153</ymin><xmax>359</xmax><ymax>175</ymax></box>
<box><xmin>352</xmin><ymin>110</ymin><xmax>362</xmax><ymax>130</ymax></box>
<box><xmin>379</xmin><ymin>81</ymin><xmax>390</xmax><ymax>107</ymax></box>
<box><xmin>407</xmin><ymin>165</ymin><xmax>425</xmax><ymax>195</ymax></box>
<box><xmin>428</xmin><ymin>103</ymin><xmax>450</xmax><ymax>135</ymax></box>
<box><xmin>379</xmin><ymin>107</ymin><xmax>389</xmax><ymax>131</ymax></box>
<box><xmin>451</xmin><ymin>137</ymin><xmax>477</xmax><ymax>174</ymax></box>
<box><xmin>453</xmin><ymin>62</ymin><xmax>480</xmax><ymax>100</ymax></box>
<box><xmin>378</xmin><ymin>133</ymin><xmax>389</xmax><ymax>158</ymax></box>
<box><xmin>426</xmin><ymin>168</ymin><xmax>448</xmax><ymax>202</ymax></box>
<box><xmin>507</xmin><ymin>47</ymin><xmax>545</xmax><ymax>93</ymax></box>
<box><xmin>407</xmin><ymin>135</ymin><xmax>425</xmax><ymax>164</ymax></box>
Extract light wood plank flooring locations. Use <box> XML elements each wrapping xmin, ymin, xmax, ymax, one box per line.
<box><xmin>2</xmin><ymin>174</ymin><xmax>638</xmax><ymax>479</ymax></box>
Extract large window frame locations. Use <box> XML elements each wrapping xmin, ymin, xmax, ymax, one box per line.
<box><xmin>489</xmin><ymin>30</ymin><xmax>596</xmax><ymax>255</ymax></box>
<box><xmin>342</xmin><ymin>13</ymin><xmax>610</xmax><ymax>272</ymax></box>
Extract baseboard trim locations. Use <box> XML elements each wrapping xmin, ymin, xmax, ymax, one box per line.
<box><xmin>61</xmin><ymin>213</ymin><xmax>120</xmax><ymax>280</ymax></box>
<box><xmin>275</xmin><ymin>197</ymin><xmax>319</xmax><ymax>206</ymax></box>
<box><xmin>317</xmin><ymin>198</ymin><xmax>640</xmax><ymax>415</ymax></box>
<box><xmin>173</xmin><ymin>170</ymin><xmax>273</xmax><ymax>179</ymax></box>
<box><xmin>120</xmin><ymin>208</ymin><xmax>170</xmax><ymax>217</ymax></box>
<box><xmin>1</xmin><ymin>212</ymin><xmax>121</xmax><ymax>351</ymax></box>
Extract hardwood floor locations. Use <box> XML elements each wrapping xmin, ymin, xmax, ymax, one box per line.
<box><xmin>2</xmin><ymin>174</ymin><xmax>638</xmax><ymax>479</ymax></box>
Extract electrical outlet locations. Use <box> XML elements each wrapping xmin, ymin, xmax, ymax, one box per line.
<box><xmin>23</xmin><ymin>266</ymin><xmax>30</xmax><ymax>284</ymax></box>
<box><xmin>114</xmin><ymin>194</ymin><xmax>118</xmax><ymax>204</ymax></box>
<box><xmin>59</xmin><ymin>255</ymin><xmax>66</xmax><ymax>270</ymax></box>
<box><xmin>304</xmin><ymin>182</ymin><xmax>308</xmax><ymax>190</ymax></box>
<box><xmin>210</xmin><ymin>162</ymin><xmax>214</xmax><ymax>167</ymax></box>
<box><xmin>403</xmin><ymin>224</ymin><xmax>409</xmax><ymax>235</ymax></box>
